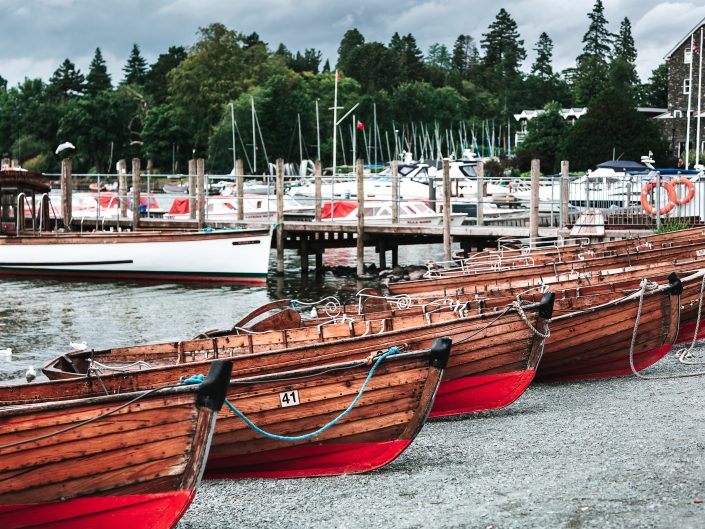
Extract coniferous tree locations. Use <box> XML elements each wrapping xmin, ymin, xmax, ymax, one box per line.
<box><xmin>451</xmin><ymin>35</ymin><xmax>478</xmax><ymax>81</ymax></box>
<box><xmin>123</xmin><ymin>44</ymin><xmax>148</xmax><ymax>85</ymax></box>
<box><xmin>531</xmin><ymin>32</ymin><xmax>554</xmax><ymax>80</ymax></box>
<box><xmin>48</xmin><ymin>59</ymin><xmax>85</xmax><ymax>101</ymax></box>
<box><xmin>574</xmin><ymin>0</ymin><xmax>613</xmax><ymax>104</ymax></box>
<box><xmin>144</xmin><ymin>46</ymin><xmax>187</xmax><ymax>104</ymax></box>
<box><xmin>639</xmin><ymin>63</ymin><xmax>668</xmax><ymax>107</ymax></box>
<box><xmin>337</xmin><ymin>29</ymin><xmax>365</xmax><ymax>72</ymax></box>
<box><xmin>399</xmin><ymin>34</ymin><xmax>425</xmax><ymax>81</ymax></box>
<box><xmin>86</xmin><ymin>48</ymin><xmax>112</xmax><ymax>95</ymax></box>
<box><xmin>479</xmin><ymin>9</ymin><xmax>526</xmax><ymax>112</ymax></box>
<box><xmin>322</xmin><ymin>59</ymin><xmax>331</xmax><ymax>72</ymax></box>
<box><xmin>609</xmin><ymin>17</ymin><xmax>639</xmax><ymax>101</ymax></box>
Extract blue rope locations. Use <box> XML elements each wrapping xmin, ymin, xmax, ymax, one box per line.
<box><xmin>226</xmin><ymin>346</ymin><xmax>399</xmax><ymax>442</ymax></box>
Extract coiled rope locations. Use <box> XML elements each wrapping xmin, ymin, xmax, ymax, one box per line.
<box><xmin>184</xmin><ymin>347</ymin><xmax>400</xmax><ymax>442</ymax></box>
<box><xmin>676</xmin><ymin>274</ymin><xmax>705</xmax><ymax>365</ymax></box>
<box><xmin>629</xmin><ymin>277</ymin><xmax>705</xmax><ymax>379</ymax></box>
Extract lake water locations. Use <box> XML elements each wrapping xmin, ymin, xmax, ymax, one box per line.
<box><xmin>0</xmin><ymin>243</ymin><xmax>449</xmax><ymax>384</ymax></box>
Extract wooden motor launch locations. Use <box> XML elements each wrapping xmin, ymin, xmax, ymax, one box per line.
<box><xmin>7</xmin><ymin>341</ymin><xmax>452</xmax><ymax>479</ymax></box>
<box><xmin>0</xmin><ymin>360</ymin><xmax>233</xmax><ymax>529</ymax></box>
<box><xmin>40</xmin><ymin>294</ymin><xmax>554</xmax><ymax>419</ymax></box>
<box><xmin>0</xmin><ymin>170</ymin><xmax>272</xmax><ymax>284</ymax></box>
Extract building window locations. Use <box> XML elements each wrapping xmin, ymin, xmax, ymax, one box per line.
<box><xmin>685</xmin><ymin>79</ymin><xmax>691</xmax><ymax>94</ymax></box>
<box><xmin>686</xmin><ymin>47</ymin><xmax>693</xmax><ymax>64</ymax></box>
<box><xmin>674</xmin><ymin>110</ymin><xmax>683</xmax><ymax>118</ymax></box>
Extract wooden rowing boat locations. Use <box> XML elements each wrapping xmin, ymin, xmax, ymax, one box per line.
<box><xmin>388</xmin><ymin>239</ymin><xmax>705</xmax><ymax>296</ymax></box>
<box><xmin>0</xmin><ymin>360</ymin><xmax>232</xmax><ymax>529</ymax></box>
<box><xmin>4</xmin><ymin>342</ymin><xmax>451</xmax><ymax>479</ymax></box>
<box><xmin>268</xmin><ymin>269</ymin><xmax>689</xmax><ymax>381</ymax></box>
<box><xmin>40</xmin><ymin>294</ymin><xmax>554</xmax><ymax>418</ymax></box>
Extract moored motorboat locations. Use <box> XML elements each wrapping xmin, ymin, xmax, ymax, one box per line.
<box><xmin>0</xmin><ymin>360</ymin><xmax>232</xmax><ymax>529</ymax></box>
<box><xmin>0</xmin><ymin>170</ymin><xmax>272</xmax><ymax>284</ymax></box>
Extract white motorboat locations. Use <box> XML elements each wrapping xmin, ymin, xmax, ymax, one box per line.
<box><xmin>319</xmin><ymin>200</ymin><xmax>466</xmax><ymax>227</ymax></box>
<box><xmin>164</xmin><ymin>194</ymin><xmax>313</xmax><ymax>222</ymax></box>
<box><xmin>3</xmin><ymin>171</ymin><xmax>272</xmax><ymax>284</ymax></box>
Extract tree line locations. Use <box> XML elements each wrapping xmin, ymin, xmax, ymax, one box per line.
<box><xmin>0</xmin><ymin>0</ymin><xmax>671</xmax><ymax>175</ymax></box>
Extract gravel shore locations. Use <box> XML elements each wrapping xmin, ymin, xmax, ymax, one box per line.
<box><xmin>178</xmin><ymin>352</ymin><xmax>705</xmax><ymax>529</ymax></box>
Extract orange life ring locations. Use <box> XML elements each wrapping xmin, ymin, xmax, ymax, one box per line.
<box><xmin>669</xmin><ymin>175</ymin><xmax>695</xmax><ymax>205</ymax></box>
<box><xmin>640</xmin><ymin>180</ymin><xmax>676</xmax><ymax>215</ymax></box>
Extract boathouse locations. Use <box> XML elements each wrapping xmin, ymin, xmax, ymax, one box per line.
<box><xmin>659</xmin><ymin>17</ymin><xmax>705</xmax><ymax>163</ymax></box>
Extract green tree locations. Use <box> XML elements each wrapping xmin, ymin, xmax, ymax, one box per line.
<box><xmin>426</xmin><ymin>43</ymin><xmax>452</xmax><ymax>86</ymax></box>
<box><xmin>337</xmin><ymin>29</ymin><xmax>365</xmax><ymax>72</ymax></box>
<box><xmin>396</xmin><ymin>34</ymin><xmax>425</xmax><ymax>81</ymax></box>
<box><xmin>141</xmin><ymin>102</ymin><xmax>192</xmax><ymax>172</ymax></box>
<box><xmin>609</xmin><ymin>17</ymin><xmax>639</xmax><ymax>99</ymax></box>
<box><xmin>531</xmin><ymin>32</ymin><xmax>554</xmax><ymax>79</ymax></box>
<box><xmin>451</xmin><ymin>35</ymin><xmax>478</xmax><ymax>81</ymax></box>
<box><xmin>573</xmin><ymin>0</ymin><xmax>613</xmax><ymax>104</ymax></box>
<box><xmin>479</xmin><ymin>9</ymin><xmax>526</xmax><ymax>110</ymax></box>
<box><xmin>516</xmin><ymin>102</ymin><xmax>569</xmax><ymax>172</ymax></box>
<box><xmin>144</xmin><ymin>46</ymin><xmax>187</xmax><ymax>104</ymax></box>
<box><xmin>123</xmin><ymin>44</ymin><xmax>148</xmax><ymax>85</ymax></box>
<box><xmin>86</xmin><ymin>48</ymin><xmax>112</xmax><ymax>95</ymax></box>
<box><xmin>639</xmin><ymin>63</ymin><xmax>668</xmax><ymax>107</ymax></box>
<box><xmin>167</xmin><ymin>23</ymin><xmax>283</xmax><ymax>152</ymax></box>
<box><xmin>562</xmin><ymin>87</ymin><xmax>668</xmax><ymax>170</ymax></box>
<box><xmin>346</xmin><ymin>42</ymin><xmax>399</xmax><ymax>93</ymax></box>
<box><xmin>48</xmin><ymin>59</ymin><xmax>85</xmax><ymax>101</ymax></box>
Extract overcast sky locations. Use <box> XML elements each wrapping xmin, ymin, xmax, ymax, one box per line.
<box><xmin>1</xmin><ymin>0</ymin><xmax>705</xmax><ymax>87</ymax></box>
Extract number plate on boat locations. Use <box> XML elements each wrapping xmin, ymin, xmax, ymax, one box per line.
<box><xmin>279</xmin><ymin>390</ymin><xmax>300</xmax><ymax>407</ymax></box>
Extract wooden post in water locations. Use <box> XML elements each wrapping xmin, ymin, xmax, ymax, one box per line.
<box><xmin>188</xmin><ymin>159</ymin><xmax>196</xmax><ymax>220</ymax></box>
<box><xmin>391</xmin><ymin>160</ymin><xmax>399</xmax><ymax>224</ymax></box>
<box><xmin>530</xmin><ymin>159</ymin><xmax>540</xmax><ymax>243</ymax></box>
<box><xmin>442</xmin><ymin>158</ymin><xmax>452</xmax><ymax>263</ymax></box>
<box><xmin>276</xmin><ymin>158</ymin><xmax>285</xmax><ymax>276</ymax></box>
<box><xmin>117</xmin><ymin>159</ymin><xmax>127</xmax><ymax>219</ymax></box>
<box><xmin>131</xmin><ymin>158</ymin><xmax>141</xmax><ymax>230</ymax></box>
<box><xmin>1</xmin><ymin>158</ymin><xmax>9</xmax><ymax>168</ymax></box>
<box><xmin>197</xmin><ymin>158</ymin><xmax>206</xmax><ymax>230</ymax></box>
<box><xmin>356</xmin><ymin>159</ymin><xmax>365</xmax><ymax>277</ymax></box>
<box><xmin>561</xmin><ymin>160</ymin><xmax>569</xmax><ymax>229</ymax></box>
<box><xmin>236</xmin><ymin>159</ymin><xmax>244</xmax><ymax>222</ymax></box>
<box><xmin>476</xmin><ymin>161</ymin><xmax>485</xmax><ymax>226</ymax></box>
<box><xmin>60</xmin><ymin>158</ymin><xmax>72</xmax><ymax>230</ymax></box>
<box><xmin>314</xmin><ymin>160</ymin><xmax>322</xmax><ymax>222</ymax></box>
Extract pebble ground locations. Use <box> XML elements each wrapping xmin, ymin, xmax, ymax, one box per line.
<box><xmin>179</xmin><ymin>351</ymin><xmax>705</xmax><ymax>529</ymax></box>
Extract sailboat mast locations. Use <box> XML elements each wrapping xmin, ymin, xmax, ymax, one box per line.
<box><xmin>297</xmin><ymin>113</ymin><xmax>303</xmax><ymax>166</ymax></box>
<box><xmin>230</xmin><ymin>102</ymin><xmax>236</xmax><ymax>173</ymax></box>
<box><xmin>251</xmin><ymin>97</ymin><xmax>256</xmax><ymax>174</ymax></box>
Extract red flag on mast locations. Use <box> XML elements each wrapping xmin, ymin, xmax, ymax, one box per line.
<box><xmin>357</xmin><ymin>120</ymin><xmax>365</xmax><ymax>131</ymax></box>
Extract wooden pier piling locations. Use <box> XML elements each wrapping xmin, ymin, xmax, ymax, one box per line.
<box><xmin>276</xmin><ymin>158</ymin><xmax>285</xmax><ymax>276</ymax></box>
<box><xmin>530</xmin><ymin>159</ymin><xmax>540</xmax><ymax>243</ymax></box>
<box><xmin>391</xmin><ymin>160</ymin><xmax>399</xmax><ymax>224</ymax></box>
<box><xmin>196</xmin><ymin>158</ymin><xmax>205</xmax><ymax>230</ymax></box>
<box><xmin>117</xmin><ymin>159</ymin><xmax>127</xmax><ymax>219</ymax></box>
<box><xmin>561</xmin><ymin>160</ymin><xmax>569</xmax><ymax>229</ymax></box>
<box><xmin>60</xmin><ymin>158</ymin><xmax>72</xmax><ymax>230</ymax></box>
<box><xmin>236</xmin><ymin>159</ymin><xmax>244</xmax><ymax>222</ymax></box>
<box><xmin>131</xmin><ymin>158</ymin><xmax>141</xmax><ymax>230</ymax></box>
<box><xmin>188</xmin><ymin>159</ymin><xmax>196</xmax><ymax>220</ymax></box>
<box><xmin>314</xmin><ymin>160</ymin><xmax>322</xmax><ymax>222</ymax></box>
<box><xmin>356</xmin><ymin>159</ymin><xmax>365</xmax><ymax>277</ymax></box>
<box><xmin>442</xmin><ymin>158</ymin><xmax>451</xmax><ymax>263</ymax></box>
<box><xmin>476</xmin><ymin>161</ymin><xmax>485</xmax><ymax>227</ymax></box>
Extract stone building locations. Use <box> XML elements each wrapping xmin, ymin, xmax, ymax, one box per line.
<box><xmin>660</xmin><ymin>17</ymin><xmax>705</xmax><ymax>165</ymax></box>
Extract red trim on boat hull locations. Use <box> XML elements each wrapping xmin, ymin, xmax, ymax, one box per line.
<box><xmin>0</xmin><ymin>490</ymin><xmax>195</xmax><ymax>529</ymax></box>
<box><xmin>0</xmin><ymin>268</ymin><xmax>267</xmax><ymax>285</ymax></box>
<box><xmin>676</xmin><ymin>320</ymin><xmax>705</xmax><ymax>344</ymax></box>
<box><xmin>429</xmin><ymin>370</ymin><xmax>535</xmax><ymax>418</ymax></box>
<box><xmin>204</xmin><ymin>440</ymin><xmax>412</xmax><ymax>479</ymax></box>
<box><xmin>536</xmin><ymin>344</ymin><xmax>673</xmax><ymax>382</ymax></box>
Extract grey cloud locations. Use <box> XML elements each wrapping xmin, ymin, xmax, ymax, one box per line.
<box><xmin>0</xmin><ymin>0</ymin><xmax>701</xmax><ymax>86</ymax></box>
